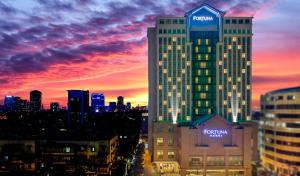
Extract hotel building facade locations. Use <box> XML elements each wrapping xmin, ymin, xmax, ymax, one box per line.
<box><xmin>148</xmin><ymin>4</ymin><xmax>255</xmax><ymax>176</ymax></box>
<box><xmin>260</xmin><ymin>86</ymin><xmax>300</xmax><ymax>175</ymax></box>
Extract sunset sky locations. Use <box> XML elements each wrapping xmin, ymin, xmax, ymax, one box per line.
<box><xmin>0</xmin><ymin>0</ymin><xmax>299</xmax><ymax>109</ymax></box>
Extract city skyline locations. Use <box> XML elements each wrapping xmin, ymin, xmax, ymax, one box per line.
<box><xmin>0</xmin><ymin>0</ymin><xmax>300</xmax><ymax>109</ymax></box>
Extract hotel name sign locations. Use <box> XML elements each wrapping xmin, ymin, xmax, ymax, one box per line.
<box><xmin>192</xmin><ymin>16</ymin><xmax>213</xmax><ymax>21</ymax></box>
<box><xmin>203</xmin><ymin>129</ymin><xmax>228</xmax><ymax>138</ymax></box>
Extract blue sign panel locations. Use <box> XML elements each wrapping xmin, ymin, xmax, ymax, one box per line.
<box><xmin>186</xmin><ymin>5</ymin><xmax>221</xmax><ymax>31</ymax></box>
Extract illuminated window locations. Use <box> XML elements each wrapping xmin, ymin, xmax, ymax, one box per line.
<box><xmin>157</xmin><ymin>138</ymin><xmax>164</xmax><ymax>145</ymax></box>
<box><xmin>159</xmin><ymin>61</ymin><xmax>162</xmax><ymax>66</ymax></box>
<box><xmin>224</xmin><ymin>69</ymin><xmax>228</xmax><ymax>74</ymax></box>
<box><xmin>168</xmin><ymin>77</ymin><xmax>172</xmax><ymax>82</ymax></box>
<box><xmin>237</xmin><ymin>77</ymin><xmax>241</xmax><ymax>82</ymax></box>
<box><xmin>163</xmin><ymin>69</ymin><xmax>167</xmax><ymax>73</ymax></box>
<box><xmin>177</xmin><ymin>92</ymin><xmax>181</xmax><ymax>97</ymax></box>
<box><xmin>224</xmin><ymin>53</ymin><xmax>228</xmax><ymax>58</ymax></box>
<box><xmin>168</xmin><ymin>151</ymin><xmax>175</xmax><ymax>159</ymax></box>
<box><xmin>163</xmin><ymin>53</ymin><xmax>167</xmax><ymax>58</ymax></box>
<box><xmin>206</xmin><ymin>70</ymin><xmax>209</xmax><ymax>75</ymax></box>
<box><xmin>182</xmin><ymin>69</ymin><xmax>186</xmax><ymax>73</ymax></box>
<box><xmin>168</xmin><ymin>139</ymin><xmax>174</xmax><ymax>146</ymax></box>
<box><xmin>157</xmin><ymin>150</ymin><xmax>164</xmax><ymax>159</ymax></box>
<box><xmin>233</xmin><ymin>85</ymin><xmax>237</xmax><ymax>90</ymax></box>
<box><xmin>228</xmin><ymin>45</ymin><xmax>232</xmax><ymax>49</ymax></box>
<box><xmin>197</xmin><ymin>101</ymin><xmax>201</xmax><ymax>106</ymax></box>
<box><xmin>246</xmin><ymin>116</ymin><xmax>251</xmax><ymax>120</ymax></box>
<box><xmin>237</xmin><ymin>92</ymin><xmax>241</xmax><ymax>97</ymax></box>
<box><xmin>242</xmin><ymin>53</ymin><xmax>246</xmax><ymax>58</ymax></box>
<box><xmin>206</xmin><ymin>85</ymin><xmax>209</xmax><ymax>91</ymax></box>
<box><xmin>159</xmin><ymin>85</ymin><xmax>162</xmax><ymax>89</ymax></box>
<box><xmin>205</xmin><ymin>39</ymin><xmax>209</xmax><ymax>45</ymax></box>
<box><xmin>242</xmin><ymin>101</ymin><xmax>246</xmax><ymax>105</ymax></box>
<box><xmin>177</xmin><ymin>45</ymin><xmax>181</xmax><ymax>50</ymax></box>
<box><xmin>172</xmin><ymin>85</ymin><xmax>176</xmax><ymax>90</ymax></box>
<box><xmin>197</xmin><ymin>85</ymin><xmax>201</xmax><ymax>91</ymax></box>
<box><xmin>168</xmin><ymin>45</ymin><xmax>172</xmax><ymax>50</ymax></box>
<box><xmin>228</xmin><ymin>77</ymin><xmax>232</xmax><ymax>82</ymax></box>
<box><xmin>187</xmin><ymin>85</ymin><xmax>191</xmax><ymax>90</ymax></box>
<box><xmin>228</xmin><ymin>92</ymin><xmax>232</xmax><ymax>97</ymax></box>
<box><xmin>187</xmin><ymin>61</ymin><xmax>191</xmax><ymax>66</ymax></box>
<box><xmin>232</xmin><ymin>37</ymin><xmax>237</xmax><ymax>42</ymax></box>
<box><xmin>158</xmin><ymin>116</ymin><xmax>163</xmax><ymax>121</ymax></box>
<box><xmin>177</xmin><ymin>77</ymin><xmax>181</xmax><ymax>82</ymax></box>
<box><xmin>238</xmin><ymin>45</ymin><xmax>242</xmax><ymax>49</ymax></box>
<box><xmin>182</xmin><ymin>101</ymin><xmax>186</xmax><ymax>106</ymax></box>
<box><xmin>206</xmin><ymin>101</ymin><xmax>209</xmax><ymax>107</ymax></box>
<box><xmin>163</xmin><ymin>101</ymin><xmax>167</xmax><ymax>105</ymax></box>
<box><xmin>177</xmin><ymin>108</ymin><xmax>181</xmax><ymax>113</ymax></box>
<box><xmin>195</xmin><ymin>108</ymin><xmax>198</xmax><ymax>114</ymax></box>
<box><xmin>238</xmin><ymin>108</ymin><xmax>241</xmax><ymax>113</ymax></box>
<box><xmin>242</xmin><ymin>69</ymin><xmax>246</xmax><ymax>73</ymax></box>
<box><xmin>224</xmin><ymin>100</ymin><xmax>227</xmax><ymax>105</ymax></box>
<box><xmin>195</xmin><ymin>46</ymin><xmax>199</xmax><ymax>53</ymax></box>
<box><xmin>195</xmin><ymin>77</ymin><xmax>198</xmax><ymax>83</ymax></box>
<box><xmin>207</xmin><ymin>47</ymin><xmax>211</xmax><ymax>53</ymax></box>
<box><xmin>168</xmin><ymin>108</ymin><xmax>172</xmax><ymax>113</ymax></box>
<box><xmin>219</xmin><ymin>85</ymin><xmax>223</xmax><ymax>89</ymax></box>
<box><xmin>168</xmin><ymin>92</ymin><xmax>171</xmax><ymax>96</ymax></box>
<box><xmin>172</xmin><ymin>37</ymin><xmax>176</xmax><ymax>42</ymax></box>
<box><xmin>197</xmin><ymin>39</ymin><xmax>201</xmax><ymax>45</ymax></box>
<box><xmin>219</xmin><ymin>61</ymin><xmax>222</xmax><ymax>65</ymax></box>
<box><xmin>247</xmin><ymin>61</ymin><xmax>251</xmax><ymax>66</ymax></box>
<box><xmin>200</xmin><ymin>93</ymin><xmax>207</xmax><ymax>99</ymax></box>
<box><xmin>182</xmin><ymin>53</ymin><xmax>186</xmax><ymax>58</ymax></box>
<box><xmin>247</xmin><ymin>85</ymin><xmax>251</xmax><ymax>89</ymax></box>
<box><xmin>186</xmin><ymin>116</ymin><xmax>191</xmax><ymax>121</ymax></box>
<box><xmin>200</xmin><ymin>62</ymin><xmax>206</xmax><ymax>68</ymax></box>
<box><xmin>205</xmin><ymin>54</ymin><xmax>209</xmax><ymax>60</ymax></box>
<box><xmin>197</xmin><ymin>70</ymin><xmax>201</xmax><ymax>76</ymax></box>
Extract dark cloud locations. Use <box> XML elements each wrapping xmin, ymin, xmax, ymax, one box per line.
<box><xmin>36</xmin><ymin>0</ymin><xmax>74</xmax><ymax>11</ymax></box>
<box><xmin>0</xmin><ymin>1</ymin><xmax>17</xmax><ymax>14</ymax></box>
<box><xmin>253</xmin><ymin>74</ymin><xmax>300</xmax><ymax>84</ymax></box>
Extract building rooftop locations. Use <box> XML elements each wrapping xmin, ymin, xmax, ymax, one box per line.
<box><xmin>267</xmin><ymin>86</ymin><xmax>300</xmax><ymax>95</ymax></box>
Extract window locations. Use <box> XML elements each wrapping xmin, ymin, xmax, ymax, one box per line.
<box><xmin>190</xmin><ymin>157</ymin><xmax>203</xmax><ymax>166</ymax></box>
<box><xmin>232</xmin><ymin>19</ymin><xmax>237</xmax><ymax>24</ymax></box>
<box><xmin>225</xmin><ymin>19</ymin><xmax>230</xmax><ymax>24</ymax></box>
<box><xmin>159</xmin><ymin>19</ymin><xmax>164</xmax><ymax>24</ymax></box>
<box><xmin>238</xmin><ymin>19</ymin><xmax>243</xmax><ymax>24</ymax></box>
<box><xmin>207</xmin><ymin>156</ymin><xmax>225</xmax><ymax>166</ymax></box>
<box><xmin>228</xmin><ymin>156</ymin><xmax>243</xmax><ymax>166</ymax></box>
<box><xmin>157</xmin><ymin>151</ymin><xmax>164</xmax><ymax>159</ymax></box>
<box><xmin>287</xmin><ymin>95</ymin><xmax>296</xmax><ymax>100</ymax></box>
<box><xmin>168</xmin><ymin>151</ymin><xmax>175</xmax><ymax>159</ymax></box>
<box><xmin>157</xmin><ymin>138</ymin><xmax>164</xmax><ymax>146</ymax></box>
<box><xmin>179</xmin><ymin>19</ymin><xmax>184</xmax><ymax>24</ymax></box>
<box><xmin>245</xmin><ymin>19</ymin><xmax>250</xmax><ymax>24</ymax></box>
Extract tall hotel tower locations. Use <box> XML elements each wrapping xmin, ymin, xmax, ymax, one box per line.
<box><xmin>148</xmin><ymin>4</ymin><xmax>254</xmax><ymax>175</ymax></box>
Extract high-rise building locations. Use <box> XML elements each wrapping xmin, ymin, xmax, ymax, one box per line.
<box><xmin>91</xmin><ymin>93</ymin><xmax>105</xmax><ymax>113</ymax></box>
<box><xmin>126</xmin><ymin>102</ymin><xmax>131</xmax><ymax>111</ymax></box>
<box><xmin>50</xmin><ymin>102</ymin><xmax>60</xmax><ymax>112</ymax></box>
<box><xmin>148</xmin><ymin>4</ymin><xmax>252</xmax><ymax>124</ymax></box>
<box><xmin>19</xmin><ymin>99</ymin><xmax>29</xmax><ymax>112</ymax></box>
<box><xmin>67</xmin><ymin>90</ymin><xmax>89</xmax><ymax>125</ymax></box>
<box><xmin>260</xmin><ymin>86</ymin><xmax>300</xmax><ymax>175</ymax></box>
<box><xmin>30</xmin><ymin>90</ymin><xmax>42</xmax><ymax>113</ymax></box>
<box><xmin>117</xmin><ymin>96</ymin><xmax>124</xmax><ymax>111</ymax></box>
<box><xmin>148</xmin><ymin>4</ymin><xmax>254</xmax><ymax>175</ymax></box>
<box><xmin>4</xmin><ymin>96</ymin><xmax>15</xmax><ymax>111</ymax></box>
<box><xmin>109</xmin><ymin>102</ymin><xmax>116</xmax><ymax>112</ymax></box>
